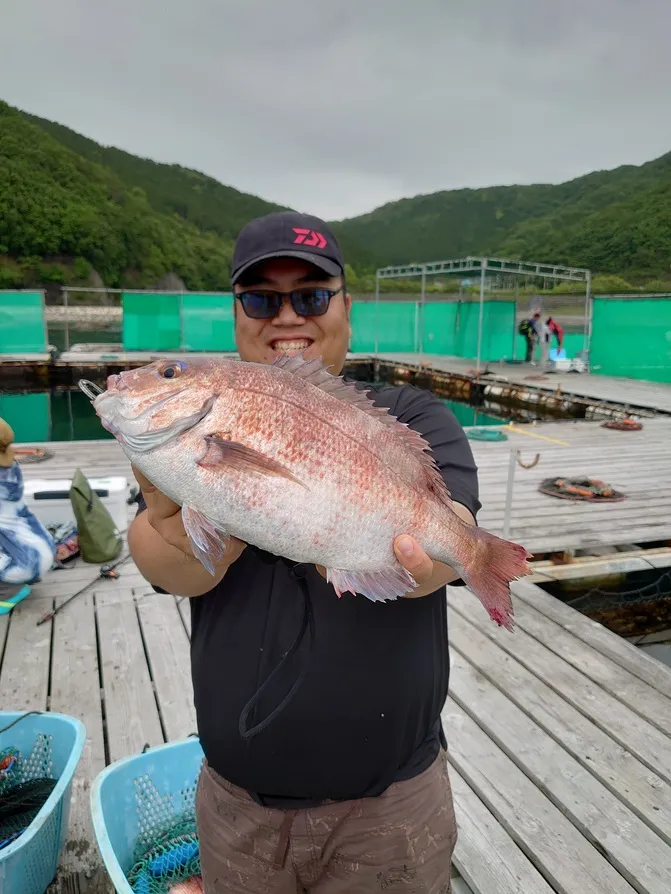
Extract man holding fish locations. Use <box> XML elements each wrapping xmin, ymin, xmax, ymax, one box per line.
<box><xmin>105</xmin><ymin>211</ymin><xmax>531</xmax><ymax>893</ymax></box>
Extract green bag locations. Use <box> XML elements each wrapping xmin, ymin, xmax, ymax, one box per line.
<box><xmin>69</xmin><ymin>469</ymin><xmax>122</xmax><ymax>564</ymax></box>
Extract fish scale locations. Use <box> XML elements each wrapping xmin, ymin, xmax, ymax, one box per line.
<box><xmin>85</xmin><ymin>353</ymin><xmax>532</xmax><ymax>628</ymax></box>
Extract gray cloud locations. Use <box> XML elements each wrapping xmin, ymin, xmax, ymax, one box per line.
<box><xmin>2</xmin><ymin>0</ymin><xmax>670</xmax><ymax>219</ymax></box>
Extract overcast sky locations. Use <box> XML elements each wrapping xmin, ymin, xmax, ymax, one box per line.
<box><xmin>2</xmin><ymin>0</ymin><xmax>670</xmax><ymax>220</ymax></box>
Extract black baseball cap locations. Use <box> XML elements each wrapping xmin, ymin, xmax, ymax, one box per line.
<box><xmin>231</xmin><ymin>211</ymin><xmax>345</xmax><ymax>285</ymax></box>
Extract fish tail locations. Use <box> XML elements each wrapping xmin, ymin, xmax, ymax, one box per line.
<box><xmin>456</xmin><ymin>527</ymin><xmax>532</xmax><ymax>631</ymax></box>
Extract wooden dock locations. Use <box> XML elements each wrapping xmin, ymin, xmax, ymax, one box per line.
<box><xmin>3</xmin><ymin>428</ymin><xmax>671</xmax><ymax>893</ymax></box>
<box><xmin>373</xmin><ymin>352</ymin><xmax>671</xmax><ymax>416</ymax></box>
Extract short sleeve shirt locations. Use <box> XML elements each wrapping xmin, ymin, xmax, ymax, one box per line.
<box><xmin>136</xmin><ymin>382</ymin><xmax>480</xmax><ymax>806</ymax></box>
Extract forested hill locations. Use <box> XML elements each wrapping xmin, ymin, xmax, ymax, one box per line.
<box><xmin>3</xmin><ymin>99</ymin><xmax>671</xmax><ymax>290</ymax></box>
<box><xmin>332</xmin><ymin>152</ymin><xmax>671</xmax><ymax>283</ymax></box>
<box><xmin>0</xmin><ymin>101</ymin><xmax>235</xmax><ymax>291</ymax></box>
<box><xmin>22</xmin><ymin>110</ymin><xmax>287</xmax><ymax>242</ymax></box>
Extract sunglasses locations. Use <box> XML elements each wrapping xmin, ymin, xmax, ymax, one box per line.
<box><xmin>236</xmin><ymin>286</ymin><xmax>344</xmax><ymax>320</ymax></box>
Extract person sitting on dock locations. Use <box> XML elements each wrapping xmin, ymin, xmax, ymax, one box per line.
<box><xmin>129</xmin><ymin>211</ymin><xmax>481</xmax><ymax>893</ymax></box>
<box><xmin>0</xmin><ymin>418</ymin><xmax>56</xmax><ymax>610</ymax></box>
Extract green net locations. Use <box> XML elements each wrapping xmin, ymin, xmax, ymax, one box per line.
<box><xmin>0</xmin><ymin>737</ymin><xmax>57</xmax><ymax>849</ymax></box>
<box><xmin>127</xmin><ymin>813</ymin><xmax>203</xmax><ymax>893</ymax></box>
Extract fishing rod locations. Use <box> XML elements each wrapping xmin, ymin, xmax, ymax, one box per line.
<box><xmin>36</xmin><ymin>553</ymin><xmax>132</xmax><ymax>626</ymax></box>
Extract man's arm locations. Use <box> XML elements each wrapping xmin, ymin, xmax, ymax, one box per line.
<box><xmin>128</xmin><ymin>468</ymin><xmax>246</xmax><ymax>597</ymax></box>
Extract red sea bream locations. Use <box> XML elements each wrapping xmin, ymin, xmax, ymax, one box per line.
<box><xmin>84</xmin><ymin>354</ymin><xmax>532</xmax><ymax>629</ymax></box>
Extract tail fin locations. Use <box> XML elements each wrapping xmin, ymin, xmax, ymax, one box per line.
<box><xmin>459</xmin><ymin>527</ymin><xmax>533</xmax><ymax>631</ymax></box>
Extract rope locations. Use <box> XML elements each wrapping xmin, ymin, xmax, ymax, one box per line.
<box><xmin>538</xmin><ymin>477</ymin><xmax>626</xmax><ymax>502</ymax></box>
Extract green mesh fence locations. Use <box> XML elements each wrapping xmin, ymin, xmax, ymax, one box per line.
<box><xmin>0</xmin><ymin>291</ymin><xmax>47</xmax><ymax>354</ymax></box>
<box><xmin>514</xmin><ymin>331</ymin><xmax>586</xmax><ymax>360</ymax></box>
<box><xmin>590</xmin><ymin>296</ymin><xmax>671</xmax><ymax>383</ymax></box>
<box><xmin>122</xmin><ymin>293</ymin><xmax>182</xmax><ymax>351</ymax></box>
<box><xmin>350</xmin><ymin>302</ymin><xmax>418</xmax><ymax>352</ymax></box>
<box><xmin>0</xmin><ymin>393</ymin><xmax>50</xmax><ymax>443</ymax></box>
<box><xmin>182</xmin><ymin>293</ymin><xmax>235</xmax><ymax>352</ymax></box>
<box><xmin>350</xmin><ymin>300</ymin><xmax>517</xmax><ymax>360</ymax></box>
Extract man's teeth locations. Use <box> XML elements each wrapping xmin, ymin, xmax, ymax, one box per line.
<box><xmin>272</xmin><ymin>340</ymin><xmax>311</xmax><ymax>352</ymax></box>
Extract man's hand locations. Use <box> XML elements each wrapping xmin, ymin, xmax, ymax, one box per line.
<box><xmin>315</xmin><ymin>502</ymin><xmax>475</xmax><ymax>599</ymax></box>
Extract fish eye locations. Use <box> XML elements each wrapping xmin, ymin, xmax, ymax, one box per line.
<box><xmin>161</xmin><ymin>363</ymin><xmax>183</xmax><ymax>379</ymax></box>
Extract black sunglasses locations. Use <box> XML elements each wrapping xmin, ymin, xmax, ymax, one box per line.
<box><xmin>235</xmin><ymin>286</ymin><xmax>344</xmax><ymax>320</ymax></box>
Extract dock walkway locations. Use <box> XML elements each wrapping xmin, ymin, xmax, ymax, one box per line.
<box><xmin>372</xmin><ymin>352</ymin><xmax>671</xmax><ymax>415</ymax></box>
<box><xmin>3</xmin><ymin>430</ymin><xmax>671</xmax><ymax>893</ymax></box>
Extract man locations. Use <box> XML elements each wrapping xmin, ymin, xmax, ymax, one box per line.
<box><xmin>129</xmin><ymin>211</ymin><xmax>481</xmax><ymax>893</ymax></box>
<box><xmin>546</xmin><ymin>316</ymin><xmax>564</xmax><ymax>351</ymax></box>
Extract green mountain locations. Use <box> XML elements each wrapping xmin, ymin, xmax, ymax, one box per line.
<box><xmin>22</xmin><ymin>111</ymin><xmax>287</xmax><ymax>242</ymax></box>
<box><xmin>334</xmin><ymin>155</ymin><xmax>671</xmax><ymax>282</ymax></box>
<box><xmin>0</xmin><ymin>101</ymin><xmax>235</xmax><ymax>291</ymax></box>
<box><xmin>4</xmin><ymin>100</ymin><xmax>671</xmax><ymax>289</ymax></box>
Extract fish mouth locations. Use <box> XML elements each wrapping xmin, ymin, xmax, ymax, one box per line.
<box><xmin>268</xmin><ymin>337</ymin><xmax>314</xmax><ymax>357</ymax></box>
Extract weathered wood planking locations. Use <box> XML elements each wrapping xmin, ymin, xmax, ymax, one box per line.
<box><xmin>50</xmin><ymin>593</ymin><xmax>109</xmax><ymax>892</ymax></box>
<box><xmin>449</xmin><ymin>653</ymin><xmax>671</xmax><ymax>892</ymax></box>
<box><xmin>448</xmin><ymin>611</ymin><xmax>671</xmax><ymax>846</ymax></box>
<box><xmin>0</xmin><ymin>595</ymin><xmax>52</xmax><ymax>711</ymax></box>
<box><xmin>444</xmin><ymin>702</ymin><xmax>638</xmax><ymax>894</ymax></box>
<box><xmin>95</xmin><ymin>589</ymin><xmax>164</xmax><ymax>762</ymax></box>
<box><xmin>449</xmin><ymin>765</ymin><xmax>556</xmax><ymax>894</ymax></box>
<box><xmin>513</xmin><ymin>579</ymin><xmax>671</xmax><ymax>697</ymax></box>
<box><xmin>507</xmin><ymin>598</ymin><xmax>671</xmax><ymax>737</ymax></box>
<box><xmin>136</xmin><ymin>594</ymin><xmax>197</xmax><ymax>741</ymax></box>
<box><xmin>447</xmin><ymin>591</ymin><xmax>671</xmax><ymax>783</ymax></box>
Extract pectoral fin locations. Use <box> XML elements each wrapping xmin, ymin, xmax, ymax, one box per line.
<box><xmin>197</xmin><ymin>434</ymin><xmax>308</xmax><ymax>489</ymax></box>
<box><xmin>182</xmin><ymin>505</ymin><xmax>230</xmax><ymax>575</ymax></box>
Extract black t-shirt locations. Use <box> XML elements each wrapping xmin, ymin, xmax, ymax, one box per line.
<box><xmin>135</xmin><ymin>383</ymin><xmax>480</xmax><ymax>807</ymax></box>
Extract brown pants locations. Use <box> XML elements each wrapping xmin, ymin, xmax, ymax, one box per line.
<box><xmin>195</xmin><ymin>752</ymin><xmax>458</xmax><ymax>893</ymax></box>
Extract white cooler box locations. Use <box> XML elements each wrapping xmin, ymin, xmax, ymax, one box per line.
<box><xmin>23</xmin><ymin>476</ymin><xmax>129</xmax><ymax>533</ymax></box>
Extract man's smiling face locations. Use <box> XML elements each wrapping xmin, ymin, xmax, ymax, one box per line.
<box><xmin>233</xmin><ymin>257</ymin><xmax>352</xmax><ymax>374</ymax></box>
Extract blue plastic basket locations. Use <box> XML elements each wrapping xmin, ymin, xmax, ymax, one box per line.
<box><xmin>0</xmin><ymin>710</ymin><xmax>86</xmax><ymax>894</ymax></box>
<box><xmin>91</xmin><ymin>737</ymin><xmax>205</xmax><ymax>894</ymax></box>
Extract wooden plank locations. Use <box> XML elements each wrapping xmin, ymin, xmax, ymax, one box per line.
<box><xmin>444</xmin><ymin>701</ymin><xmax>637</xmax><ymax>894</ymax></box>
<box><xmin>0</xmin><ymin>594</ymin><xmax>52</xmax><ymax>710</ymax></box>
<box><xmin>449</xmin><ymin>651</ymin><xmax>671</xmax><ymax>893</ymax></box>
<box><xmin>136</xmin><ymin>594</ymin><xmax>197</xmax><ymax>741</ymax></box>
<box><xmin>450</xmin><ymin>764</ymin><xmax>556</xmax><ymax>894</ymax></box>
<box><xmin>50</xmin><ymin>592</ymin><xmax>108</xmax><ymax>888</ymax></box>
<box><xmin>95</xmin><ymin>589</ymin><xmax>164</xmax><ymax>763</ymax></box>
<box><xmin>176</xmin><ymin>596</ymin><xmax>191</xmax><ymax>637</ymax></box>
<box><xmin>448</xmin><ymin>610</ymin><xmax>671</xmax><ymax>846</ymax></box>
<box><xmin>512</xmin><ymin>579</ymin><xmax>671</xmax><ymax>697</ymax></box>
<box><xmin>507</xmin><ymin>596</ymin><xmax>671</xmax><ymax>737</ymax></box>
<box><xmin>446</xmin><ymin>592</ymin><xmax>671</xmax><ymax>784</ymax></box>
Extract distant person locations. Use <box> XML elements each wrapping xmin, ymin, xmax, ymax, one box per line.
<box><xmin>518</xmin><ymin>316</ymin><xmax>536</xmax><ymax>362</ymax></box>
<box><xmin>546</xmin><ymin>316</ymin><xmax>564</xmax><ymax>350</ymax></box>
<box><xmin>0</xmin><ymin>418</ymin><xmax>56</xmax><ymax>602</ymax></box>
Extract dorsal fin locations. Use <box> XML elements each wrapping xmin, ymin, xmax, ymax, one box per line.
<box><xmin>271</xmin><ymin>352</ymin><xmax>452</xmax><ymax>506</ymax></box>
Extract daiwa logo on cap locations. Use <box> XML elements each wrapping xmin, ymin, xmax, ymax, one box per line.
<box><xmin>292</xmin><ymin>228</ymin><xmax>327</xmax><ymax>249</ymax></box>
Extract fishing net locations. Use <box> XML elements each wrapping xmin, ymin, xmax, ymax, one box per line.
<box><xmin>126</xmin><ymin>811</ymin><xmax>203</xmax><ymax>894</ymax></box>
<box><xmin>538</xmin><ymin>477</ymin><xmax>626</xmax><ymax>502</ymax></box>
<box><xmin>601</xmin><ymin>418</ymin><xmax>643</xmax><ymax>431</ymax></box>
<box><xmin>0</xmin><ymin>734</ymin><xmax>57</xmax><ymax>850</ymax></box>
<box><xmin>565</xmin><ymin>568</ymin><xmax>671</xmax><ymax>638</ymax></box>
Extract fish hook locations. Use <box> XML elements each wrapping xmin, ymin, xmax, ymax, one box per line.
<box><xmin>517</xmin><ymin>451</ymin><xmax>540</xmax><ymax>469</ymax></box>
<box><xmin>78</xmin><ymin>379</ymin><xmax>104</xmax><ymax>402</ymax></box>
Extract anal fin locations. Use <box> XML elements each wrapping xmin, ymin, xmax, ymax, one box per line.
<box><xmin>182</xmin><ymin>505</ymin><xmax>231</xmax><ymax>575</ymax></box>
<box><xmin>326</xmin><ymin>564</ymin><xmax>417</xmax><ymax>602</ymax></box>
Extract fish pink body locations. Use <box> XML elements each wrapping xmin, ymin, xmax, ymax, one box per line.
<box><xmin>169</xmin><ymin>877</ymin><xmax>204</xmax><ymax>894</ymax></box>
<box><xmin>88</xmin><ymin>354</ymin><xmax>531</xmax><ymax>628</ymax></box>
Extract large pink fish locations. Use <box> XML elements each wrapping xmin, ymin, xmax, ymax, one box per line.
<box><xmin>84</xmin><ymin>354</ymin><xmax>531</xmax><ymax>629</ymax></box>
